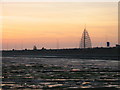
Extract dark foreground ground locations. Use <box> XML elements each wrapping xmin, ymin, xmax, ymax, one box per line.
<box><xmin>2</xmin><ymin>57</ymin><xmax>120</xmax><ymax>90</ymax></box>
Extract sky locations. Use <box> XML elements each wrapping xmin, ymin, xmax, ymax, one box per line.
<box><xmin>0</xmin><ymin>0</ymin><xmax>119</xmax><ymax>2</ymax></box>
<box><xmin>1</xmin><ymin>2</ymin><xmax>118</xmax><ymax>50</ymax></box>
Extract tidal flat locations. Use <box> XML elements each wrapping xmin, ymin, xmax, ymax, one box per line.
<box><xmin>2</xmin><ymin>57</ymin><xmax>120</xmax><ymax>89</ymax></box>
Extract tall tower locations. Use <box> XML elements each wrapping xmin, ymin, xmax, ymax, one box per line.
<box><xmin>80</xmin><ymin>28</ymin><xmax>92</xmax><ymax>48</ymax></box>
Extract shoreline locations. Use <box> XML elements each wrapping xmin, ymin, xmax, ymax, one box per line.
<box><xmin>1</xmin><ymin>47</ymin><xmax>120</xmax><ymax>60</ymax></box>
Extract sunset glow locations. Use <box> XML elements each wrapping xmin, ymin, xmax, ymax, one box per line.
<box><xmin>1</xmin><ymin>2</ymin><xmax>118</xmax><ymax>50</ymax></box>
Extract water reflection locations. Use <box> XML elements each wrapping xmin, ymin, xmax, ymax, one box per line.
<box><xmin>2</xmin><ymin>57</ymin><xmax>120</xmax><ymax>89</ymax></box>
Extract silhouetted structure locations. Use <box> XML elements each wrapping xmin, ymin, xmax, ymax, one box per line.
<box><xmin>2</xmin><ymin>46</ymin><xmax>119</xmax><ymax>60</ymax></box>
<box><xmin>116</xmin><ymin>44</ymin><xmax>120</xmax><ymax>48</ymax></box>
<box><xmin>107</xmin><ymin>42</ymin><xmax>110</xmax><ymax>47</ymax></box>
<box><xmin>33</xmin><ymin>45</ymin><xmax>37</xmax><ymax>50</ymax></box>
<box><xmin>80</xmin><ymin>28</ymin><xmax>92</xmax><ymax>48</ymax></box>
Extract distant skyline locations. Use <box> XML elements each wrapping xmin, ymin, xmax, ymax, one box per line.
<box><xmin>1</xmin><ymin>2</ymin><xmax>118</xmax><ymax>50</ymax></box>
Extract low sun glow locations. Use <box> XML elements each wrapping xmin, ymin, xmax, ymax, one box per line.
<box><xmin>1</xmin><ymin>2</ymin><xmax>118</xmax><ymax>50</ymax></box>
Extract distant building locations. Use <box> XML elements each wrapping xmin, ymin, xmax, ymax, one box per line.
<box><xmin>116</xmin><ymin>44</ymin><xmax>120</xmax><ymax>48</ymax></box>
<box><xmin>33</xmin><ymin>45</ymin><xmax>37</xmax><ymax>50</ymax></box>
<box><xmin>12</xmin><ymin>49</ymin><xmax>15</xmax><ymax>51</ymax></box>
<box><xmin>41</xmin><ymin>47</ymin><xmax>46</xmax><ymax>50</ymax></box>
<box><xmin>80</xmin><ymin>28</ymin><xmax>92</xmax><ymax>48</ymax></box>
<box><xmin>107</xmin><ymin>42</ymin><xmax>110</xmax><ymax>47</ymax></box>
<box><xmin>25</xmin><ymin>48</ymin><xmax>27</xmax><ymax>51</ymax></box>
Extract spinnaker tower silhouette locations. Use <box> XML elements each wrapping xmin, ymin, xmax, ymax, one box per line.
<box><xmin>80</xmin><ymin>28</ymin><xmax>92</xmax><ymax>48</ymax></box>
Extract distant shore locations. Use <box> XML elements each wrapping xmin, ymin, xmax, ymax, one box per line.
<box><xmin>2</xmin><ymin>47</ymin><xmax>120</xmax><ymax>60</ymax></box>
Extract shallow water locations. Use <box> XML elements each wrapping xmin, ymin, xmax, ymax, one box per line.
<box><xmin>2</xmin><ymin>57</ymin><xmax>120</xmax><ymax>89</ymax></box>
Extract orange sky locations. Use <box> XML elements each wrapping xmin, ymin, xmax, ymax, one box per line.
<box><xmin>1</xmin><ymin>2</ymin><xmax>118</xmax><ymax>50</ymax></box>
